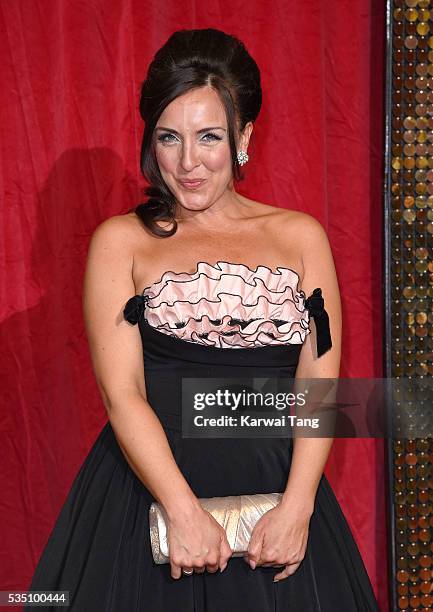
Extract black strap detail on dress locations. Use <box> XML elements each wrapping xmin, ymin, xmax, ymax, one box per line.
<box><xmin>124</xmin><ymin>295</ymin><xmax>147</xmax><ymax>325</ymax></box>
<box><xmin>304</xmin><ymin>288</ymin><xmax>332</xmax><ymax>357</ymax></box>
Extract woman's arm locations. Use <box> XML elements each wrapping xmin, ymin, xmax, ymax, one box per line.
<box><xmin>82</xmin><ymin>216</ymin><xmax>201</xmax><ymax>521</ymax></box>
<box><xmin>280</xmin><ymin>214</ymin><xmax>342</xmax><ymax>515</ymax></box>
<box><xmin>245</xmin><ymin>213</ymin><xmax>342</xmax><ymax>579</ymax></box>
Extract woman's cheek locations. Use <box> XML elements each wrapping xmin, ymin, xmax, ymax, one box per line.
<box><xmin>202</xmin><ymin>147</ymin><xmax>231</xmax><ymax>171</ymax></box>
<box><xmin>155</xmin><ymin>147</ymin><xmax>177</xmax><ymax>173</ymax></box>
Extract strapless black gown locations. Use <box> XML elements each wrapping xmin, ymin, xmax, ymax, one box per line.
<box><xmin>25</xmin><ymin>262</ymin><xmax>379</xmax><ymax>611</ymax></box>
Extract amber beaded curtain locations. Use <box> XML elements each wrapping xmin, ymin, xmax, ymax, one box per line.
<box><xmin>385</xmin><ymin>1</ymin><xmax>433</xmax><ymax>610</ymax></box>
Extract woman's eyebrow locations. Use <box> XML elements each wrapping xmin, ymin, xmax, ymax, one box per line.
<box><xmin>155</xmin><ymin>127</ymin><xmax>227</xmax><ymax>134</ymax></box>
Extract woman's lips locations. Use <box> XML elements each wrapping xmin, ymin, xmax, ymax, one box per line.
<box><xmin>178</xmin><ymin>179</ymin><xmax>206</xmax><ymax>189</ymax></box>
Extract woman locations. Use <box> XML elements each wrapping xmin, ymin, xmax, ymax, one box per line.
<box><xmin>26</xmin><ymin>28</ymin><xmax>379</xmax><ymax>611</ymax></box>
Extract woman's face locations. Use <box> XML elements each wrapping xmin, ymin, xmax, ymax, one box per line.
<box><xmin>154</xmin><ymin>86</ymin><xmax>245</xmax><ymax>214</ymax></box>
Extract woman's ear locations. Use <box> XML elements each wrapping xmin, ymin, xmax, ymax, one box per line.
<box><xmin>239</xmin><ymin>121</ymin><xmax>254</xmax><ymax>152</ymax></box>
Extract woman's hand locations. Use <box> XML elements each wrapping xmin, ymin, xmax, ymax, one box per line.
<box><xmin>166</xmin><ymin>505</ymin><xmax>233</xmax><ymax>579</ymax></box>
<box><xmin>244</xmin><ymin>502</ymin><xmax>314</xmax><ymax>582</ymax></box>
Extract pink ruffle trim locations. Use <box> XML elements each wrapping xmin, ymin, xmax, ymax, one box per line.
<box><xmin>142</xmin><ymin>261</ymin><xmax>311</xmax><ymax>349</ymax></box>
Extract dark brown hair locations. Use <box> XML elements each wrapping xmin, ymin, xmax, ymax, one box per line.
<box><xmin>132</xmin><ymin>28</ymin><xmax>262</xmax><ymax>237</ymax></box>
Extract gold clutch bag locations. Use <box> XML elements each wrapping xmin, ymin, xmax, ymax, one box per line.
<box><xmin>149</xmin><ymin>492</ymin><xmax>283</xmax><ymax>564</ymax></box>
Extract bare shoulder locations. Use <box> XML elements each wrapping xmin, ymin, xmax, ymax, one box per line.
<box><xmin>274</xmin><ymin>207</ymin><xmax>327</xmax><ymax>236</ymax></box>
<box><xmin>278</xmin><ymin>210</ymin><xmax>338</xmax><ymax>299</ymax></box>
<box><xmin>244</xmin><ymin>198</ymin><xmax>330</xmax><ymax>254</ymax></box>
<box><xmin>83</xmin><ymin>212</ymin><xmax>147</xmax><ymax>305</ymax></box>
<box><xmin>242</xmin><ymin>197</ymin><xmax>325</xmax><ymax>238</ymax></box>
<box><xmin>273</xmin><ymin>208</ymin><xmax>331</xmax><ymax>253</ymax></box>
<box><xmin>89</xmin><ymin>211</ymin><xmax>144</xmax><ymax>251</ymax></box>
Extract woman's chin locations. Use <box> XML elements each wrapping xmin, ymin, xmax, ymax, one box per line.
<box><xmin>175</xmin><ymin>194</ymin><xmax>215</xmax><ymax>212</ymax></box>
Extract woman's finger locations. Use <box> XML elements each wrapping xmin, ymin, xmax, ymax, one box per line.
<box><xmin>273</xmin><ymin>561</ymin><xmax>301</xmax><ymax>582</ymax></box>
<box><xmin>246</xmin><ymin>531</ymin><xmax>264</xmax><ymax>569</ymax></box>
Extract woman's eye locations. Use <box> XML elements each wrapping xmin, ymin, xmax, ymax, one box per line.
<box><xmin>201</xmin><ymin>132</ymin><xmax>222</xmax><ymax>142</ymax></box>
<box><xmin>157</xmin><ymin>133</ymin><xmax>178</xmax><ymax>144</ymax></box>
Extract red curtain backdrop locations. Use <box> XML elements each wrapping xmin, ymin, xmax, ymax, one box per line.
<box><xmin>0</xmin><ymin>2</ymin><xmax>387</xmax><ymax>609</ymax></box>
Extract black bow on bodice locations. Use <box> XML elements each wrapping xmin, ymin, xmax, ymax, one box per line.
<box><xmin>123</xmin><ymin>288</ymin><xmax>332</xmax><ymax>358</ymax></box>
<box><xmin>123</xmin><ymin>294</ymin><xmax>148</xmax><ymax>326</ymax></box>
<box><xmin>303</xmin><ymin>288</ymin><xmax>332</xmax><ymax>357</ymax></box>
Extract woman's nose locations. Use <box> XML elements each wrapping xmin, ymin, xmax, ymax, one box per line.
<box><xmin>179</xmin><ymin>142</ymin><xmax>200</xmax><ymax>171</ymax></box>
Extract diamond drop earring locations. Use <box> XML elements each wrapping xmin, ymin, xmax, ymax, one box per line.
<box><xmin>237</xmin><ymin>150</ymin><xmax>249</xmax><ymax>166</ymax></box>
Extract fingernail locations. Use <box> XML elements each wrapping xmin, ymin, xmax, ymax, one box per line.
<box><xmin>250</xmin><ymin>560</ymin><xmax>256</xmax><ymax>569</ymax></box>
<box><xmin>273</xmin><ymin>578</ymin><xmax>279</xmax><ymax>583</ymax></box>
